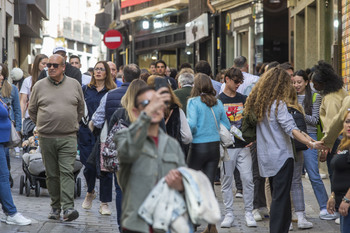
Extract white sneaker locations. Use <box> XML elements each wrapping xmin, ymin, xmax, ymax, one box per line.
<box><xmin>245</xmin><ymin>212</ymin><xmax>257</xmax><ymax>227</ymax></box>
<box><xmin>221</xmin><ymin>214</ymin><xmax>234</xmax><ymax>228</ymax></box>
<box><xmin>320</xmin><ymin>173</ymin><xmax>327</xmax><ymax>179</ymax></box>
<box><xmin>297</xmin><ymin>216</ymin><xmax>313</xmax><ymax>229</ymax></box>
<box><xmin>289</xmin><ymin>223</ymin><xmax>293</xmax><ymax>231</ymax></box>
<box><xmin>6</xmin><ymin>213</ymin><xmax>31</xmax><ymax>226</ymax></box>
<box><xmin>235</xmin><ymin>190</ymin><xmax>243</xmax><ymax>198</ymax></box>
<box><xmin>259</xmin><ymin>207</ymin><xmax>269</xmax><ymax>218</ymax></box>
<box><xmin>252</xmin><ymin>209</ymin><xmax>262</xmax><ymax>221</ymax></box>
<box><xmin>335</xmin><ymin>217</ymin><xmax>340</xmax><ymax>225</ymax></box>
<box><xmin>319</xmin><ymin>209</ymin><xmax>338</xmax><ymax>220</ymax></box>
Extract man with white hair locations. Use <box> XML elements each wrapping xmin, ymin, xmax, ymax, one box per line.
<box><xmin>174</xmin><ymin>72</ymin><xmax>194</xmax><ymax>115</ymax></box>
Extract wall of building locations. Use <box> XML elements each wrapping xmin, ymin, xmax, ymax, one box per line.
<box><xmin>342</xmin><ymin>0</ymin><xmax>350</xmax><ymax>91</ymax></box>
<box><xmin>0</xmin><ymin>0</ymin><xmax>15</xmax><ymax>71</ymax></box>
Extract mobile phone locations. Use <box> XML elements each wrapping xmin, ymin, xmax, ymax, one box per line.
<box><xmin>154</xmin><ymin>77</ymin><xmax>169</xmax><ymax>91</ymax></box>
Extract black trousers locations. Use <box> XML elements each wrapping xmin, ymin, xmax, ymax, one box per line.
<box><xmin>187</xmin><ymin>141</ymin><xmax>220</xmax><ymax>186</ymax></box>
<box><xmin>269</xmin><ymin>158</ymin><xmax>294</xmax><ymax>233</ymax></box>
<box><xmin>251</xmin><ymin>143</ymin><xmax>266</xmax><ymax>209</ymax></box>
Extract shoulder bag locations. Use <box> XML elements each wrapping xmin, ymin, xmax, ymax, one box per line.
<box><xmin>210</xmin><ymin>107</ymin><xmax>233</xmax><ymax>148</ymax></box>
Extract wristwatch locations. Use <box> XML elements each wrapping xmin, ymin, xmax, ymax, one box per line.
<box><xmin>343</xmin><ymin>196</ymin><xmax>350</xmax><ymax>204</ymax></box>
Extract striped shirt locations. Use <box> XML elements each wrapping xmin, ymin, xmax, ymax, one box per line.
<box><xmin>297</xmin><ymin>93</ymin><xmax>322</xmax><ymax>134</ymax></box>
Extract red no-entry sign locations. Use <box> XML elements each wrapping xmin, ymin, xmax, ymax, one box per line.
<box><xmin>103</xmin><ymin>30</ymin><xmax>123</xmax><ymax>49</ymax></box>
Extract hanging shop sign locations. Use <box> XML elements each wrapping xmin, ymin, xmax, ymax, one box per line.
<box><xmin>121</xmin><ymin>0</ymin><xmax>151</xmax><ymax>8</ymax></box>
<box><xmin>185</xmin><ymin>13</ymin><xmax>209</xmax><ymax>45</ymax></box>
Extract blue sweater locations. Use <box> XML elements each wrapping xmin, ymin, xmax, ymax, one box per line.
<box><xmin>187</xmin><ymin>96</ymin><xmax>230</xmax><ymax>143</ymax></box>
<box><xmin>0</xmin><ymin>84</ymin><xmax>22</xmax><ymax>131</ymax></box>
<box><xmin>0</xmin><ymin>103</ymin><xmax>11</xmax><ymax>143</ymax></box>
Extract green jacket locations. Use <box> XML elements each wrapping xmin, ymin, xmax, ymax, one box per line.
<box><xmin>174</xmin><ymin>86</ymin><xmax>192</xmax><ymax>115</ymax></box>
<box><xmin>115</xmin><ymin>111</ymin><xmax>186</xmax><ymax>233</ymax></box>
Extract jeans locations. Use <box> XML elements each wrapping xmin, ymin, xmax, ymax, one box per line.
<box><xmin>221</xmin><ymin>147</ymin><xmax>254</xmax><ymax>213</ymax></box>
<box><xmin>0</xmin><ymin>144</ymin><xmax>17</xmax><ymax>215</ymax></box>
<box><xmin>114</xmin><ymin>172</ymin><xmax>122</xmax><ymax>230</ymax></box>
<box><xmin>340</xmin><ymin>213</ymin><xmax>350</xmax><ymax>233</ymax></box>
<box><xmin>290</xmin><ymin>151</ymin><xmax>305</xmax><ymax>212</ymax></box>
<box><xmin>303</xmin><ymin>133</ymin><xmax>328</xmax><ymax>211</ymax></box>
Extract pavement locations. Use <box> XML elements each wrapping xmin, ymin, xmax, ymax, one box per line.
<box><xmin>0</xmin><ymin>151</ymin><xmax>340</xmax><ymax>233</ymax></box>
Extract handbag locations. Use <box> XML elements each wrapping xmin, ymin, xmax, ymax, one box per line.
<box><xmin>0</xmin><ymin>99</ymin><xmax>21</xmax><ymax>148</ymax></box>
<box><xmin>100</xmin><ymin>119</ymin><xmax>126</xmax><ymax>172</ymax></box>
<box><xmin>81</xmin><ymin>86</ymin><xmax>89</xmax><ymax>126</ymax></box>
<box><xmin>210</xmin><ymin>108</ymin><xmax>233</xmax><ymax>148</ymax></box>
<box><xmin>288</xmin><ymin>107</ymin><xmax>308</xmax><ymax>151</ymax></box>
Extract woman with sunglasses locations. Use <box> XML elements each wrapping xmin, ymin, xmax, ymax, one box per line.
<box><xmin>78</xmin><ymin>61</ymin><xmax>116</xmax><ymax>215</ymax></box>
<box><xmin>327</xmin><ymin>110</ymin><xmax>350</xmax><ymax>232</ymax></box>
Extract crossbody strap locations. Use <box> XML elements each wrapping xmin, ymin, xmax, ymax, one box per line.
<box><xmin>210</xmin><ymin>107</ymin><xmax>219</xmax><ymax>131</ymax></box>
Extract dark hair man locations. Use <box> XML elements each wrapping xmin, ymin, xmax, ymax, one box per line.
<box><xmin>69</xmin><ymin>55</ymin><xmax>91</xmax><ymax>85</ymax></box>
<box><xmin>218</xmin><ymin>67</ymin><xmax>256</xmax><ymax>228</ymax></box>
<box><xmin>38</xmin><ymin>47</ymin><xmax>82</xmax><ymax>85</ymax></box>
<box><xmin>149</xmin><ymin>62</ymin><xmax>156</xmax><ymax>75</ymax></box>
<box><xmin>194</xmin><ymin>60</ymin><xmax>222</xmax><ymax>97</ymax></box>
<box><xmin>116</xmin><ymin>86</ymin><xmax>186</xmax><ymax>233</ymax></box>
<box><xmin>155</xmin><ymin>60</ymin><xmax>177</xmax><ymax>90</ymax></box>
<box><xmin>29</xmin><ymin>54</ymin><xmax>84</xmax><ymax>222</ymax></box>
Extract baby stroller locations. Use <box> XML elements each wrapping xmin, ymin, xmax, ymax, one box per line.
<box><xmin>19</xmin><ymin>151</ymin><xmax>83</xmax><ymax>198</ymax></box>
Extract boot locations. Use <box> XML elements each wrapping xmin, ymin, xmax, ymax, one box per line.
<box><xmin>201</xmin><ymin>224</ymin><xmax>218</xmax><ymax>233</ymax></box>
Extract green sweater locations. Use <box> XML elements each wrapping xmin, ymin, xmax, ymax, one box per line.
<box><xmin>28</xmin><ymin>76</ymin><xmax>84</xmax><ymax>138</ymax></box>
<box><xmin>174</xmin><ymin>86</ymin><xmax>192</xmax><ymax>115</ymax></box>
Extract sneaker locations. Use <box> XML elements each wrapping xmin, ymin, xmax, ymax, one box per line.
<box><xmin>259</xmin><ymin>207</ymin><xmax>269</xmax><ymax>218</ymax></box>
<box><xmin>48</xmin><ymin>208</ymin><xmax>61</xmax><ymax>220</ymax></box>
<box><xmin>252</xmin><ymin>209</ymin><xmax>262</xmax><ymax>221</ymax></box>
<box><xmin>297</xmin><ymin>216</ymin><xmax>313</xmax><ymax>229</ymax></box>
<box><xmin>335</xmin><ymin>217</ymin><xmax>340</xmax><ymax>225</ymax></box>
<box><xmin>99</xmin><ymin>203</ymin><xmax>112</xmax><ymax>215</ymax></box>
<box><xmin>63</xmin><ymin>208</ymin><xmax>79</xmax><ymax>222</ymax></box>
<box><xmin>82</xmin><ymin>191</ymin><xmax>96</xmax><ymax>209</ymax></box>
<box><xmin>320</xmin><ymin>173</ymin><xmax>327</xmax><ymax>179</ymax></box>
<box><xmin>289</xmin><ymin>223</ymin><xmax>293</xmax><ymax>231</ymax></box>
<box><xmin>319</xmin><ymin>209</ymin><xmax>338</xmax><ymax>220</ymax></box>
<box><xmin>5</xmin><ymin>213</ymin><xmax>31</xmax><ymax>226</ymax></box>
<box><xmin>221</xmin><ymin>213</ymin><xmax>234</xmax><ymax>228</ymax></box>
<box><xmin>0</xmin><ymin>214</ymin><xmax>7</xmax><ymax>222</ymax></box>
<box><xmin>235</xmin><ymin>190</ymin><xmax>243</xmax><ymax>198</ymax></box>
<box><xmin>245</xmin><ymin>212</ymin><xmax>257</xmax><ymax>227</ymax></box>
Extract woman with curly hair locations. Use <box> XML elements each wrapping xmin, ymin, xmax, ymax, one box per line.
<box><xmin>244</xmin><ymin>67</ymin><xmax>325</xmax><ymax>233</ymax></box>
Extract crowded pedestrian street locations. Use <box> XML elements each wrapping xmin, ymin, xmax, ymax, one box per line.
<box><xmin>0</xmin><ymin>151</ymin><xmax>339</xmax><ymax>233</ymax></box>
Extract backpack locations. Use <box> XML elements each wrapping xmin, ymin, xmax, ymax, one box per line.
<box><xmin>288</xmin><ymin>107</ymin><xmax>308</xmax><ymax>151</ymax></box>
<box><xmin>100</xmin><ymin>119</ymin><xmax>127</xmax><ymax>172</ymax></box>
<box><xmin>312</xmin><ymin>93</ymin><xmax>324</xmax><ymax>140</ymax></box>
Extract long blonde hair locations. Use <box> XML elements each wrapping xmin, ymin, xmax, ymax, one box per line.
<box><xmin>245</xmin><ymin>67</ymin><xmax>294</xmax><ymax>121</ymax></box>
<box><xmin>121</xmin><ymin>79</ymin><xmax>147</xmax><ymax>122</ymax></box>
<box><xmin>0</xmin><ymin>63</ymin><xmax>12</xmax><ymax>98</ymax></box>
<box><xmin>338</xmin><ymin>111</ymin><xmax>350</xmax><ymax>151</ymax></box>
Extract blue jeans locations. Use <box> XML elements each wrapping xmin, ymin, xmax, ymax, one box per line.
<box><xmin>340</xmin><ymin>213</ymin><xmax>350</xmax><ymax>233</ymax></box>
<box><xmin>0</xmin><ymin>144</ymin><xmax>17</xmax><ymax>215</ymax></box>
<box><xmin>114</xmin><ymin>173</ymin><xmax>122</xmax><ymax>230</ymax></box>
<box><xmin>303</xmin><ymin>133</ymin><xmax>328</xmax><ymax>211</ymax></box>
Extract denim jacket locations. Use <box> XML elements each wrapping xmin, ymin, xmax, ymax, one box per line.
<box><xmin>115</xmin><ymin>111</ymin><xmax>186</xmax><ymax>233</ymax></box>
<box><xmin>0</xmin><ymin>84</ymin><xmax>22</xmax><ymax>131</ymax></box>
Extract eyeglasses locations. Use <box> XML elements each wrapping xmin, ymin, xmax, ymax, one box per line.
<box><xmin>94</xmin><ymin>67</ymin><xmax>106</xmax><ymax>72</ymax></box>
<box><xmin>138</xmin><ymin>99</ymin><xmax>150</xmax><ymax>108</ymax></box>
<box><xmin>47</xmin><ymin>63</ymin><xmax>61</xmax><ymax>68</ymax></box>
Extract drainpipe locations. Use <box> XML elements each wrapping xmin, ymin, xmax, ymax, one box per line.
<box><xmin>207</xmin><ymin>0</ymin><xmax>216</xmax><ymax>14</ymax></box>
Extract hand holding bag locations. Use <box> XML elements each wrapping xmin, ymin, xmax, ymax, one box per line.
<box><xmin>210</xmin><ymin>108</ymin><xmax>233</xmax><ymax>148</ymax></box>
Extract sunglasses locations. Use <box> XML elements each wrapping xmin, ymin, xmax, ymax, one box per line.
<box><xmin>47</xmin><ymin>63</ymin><xmax>61</xmax><ymax>68</ymax></box>
<box><xmin>233</xmin><ymin>79</ymin><xmax>244</xmax><ymax>84</ymax></box>
<box><xmin>94</xmin><ymin>67</ymin><xmax>106</xmax><ymax>72</ymax></box>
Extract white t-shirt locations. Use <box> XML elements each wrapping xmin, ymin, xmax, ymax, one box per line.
<box><xmin>20</xmin><ymin>76</ymin><xmax>32</xmax><ymax>118</ymax></box>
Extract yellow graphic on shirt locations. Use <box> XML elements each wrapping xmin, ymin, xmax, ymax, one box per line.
<box><xmin>224</xmin><ymin>103</ymin><xmax>244</xmax><ymax>128</ymax></box>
